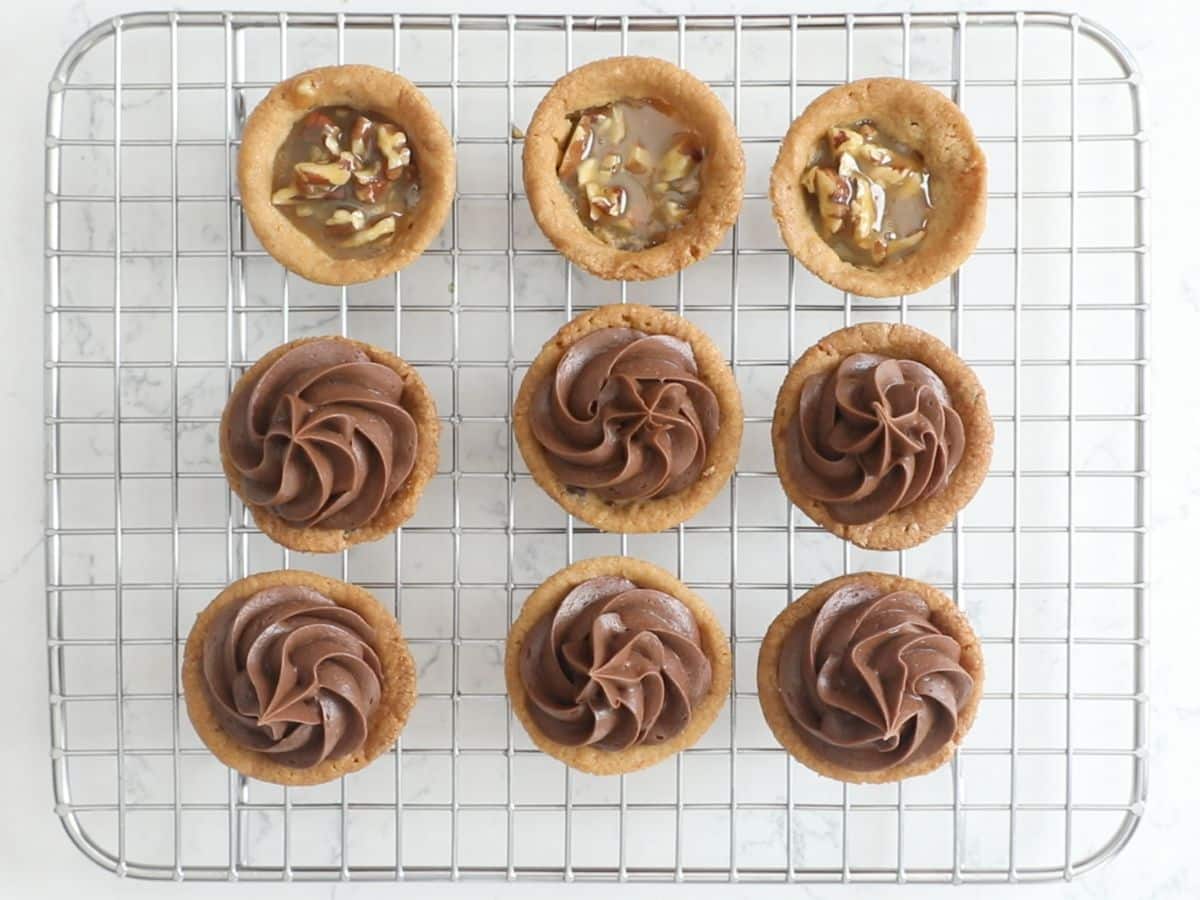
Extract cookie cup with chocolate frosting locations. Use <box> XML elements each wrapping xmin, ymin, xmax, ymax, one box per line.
<box><xmin>772</xmin><ymin>322</ymin><xmax>992</xmax><ymax>551</ymax></box>
<box><xmin>506</xmin><ymin>556</ymin><xmax>731</xmax><ymax>775</ymax></box>
<box><xmin>220</xmin><ymin>335</ymin><xmax>440</xmax><ymax>553</ymax></box>
<box><xmin>770</xmin><ymin>77</ymin><xmax>986</xmax><ymax>297</ymax></box>
<box><xmin>757</xmin><ymin>572</ymin><xmax>983</xmax><ymax>784</ymax></box>
<box><xmin>523</xmin><ymin>56</ymin><xmax>744</xmax><ymax>281</ymax></box>
<box><xmin>516</xmin><ymin>304</ymin><xmax>739</xmax><ymax>528</ymax></box>
<box><xmin>239</xmin><ymin>64</ymin><xmax>454</xmax><ymax>286</ymax></box>
<box><xmin>182</xmin><ymin>570</ymin><xmax>417</xmax><ymax>786</ymax></box>
<box><xmin>516</xmin><ymin>304</ymin><xmax>739</xmax><ymax>535</ymax></box>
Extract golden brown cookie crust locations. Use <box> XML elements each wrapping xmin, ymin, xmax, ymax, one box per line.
<box><xmin>757</xmin><ymin>572</ymin><xmax>984</xmax><ymax>784</ymax></box>
<box><xmin>770</xmin><ymin>78</ymin><xmax>987</xmax><ymax>298</ymax></box>
<box><xmin>513</xmin><ymin>304</ymin><xmax>742</xmax><ymax>533</ymax></box>
<box><xmin>219</xmin><ymin>335</ymin><xmax>441</xmax><ymax>554</ymax></box>
<box><xmin>523</xmin><ymin>56</ymin><xmax>745</xmax><ymax>282</ymax></box>
<box><xmin>505</xmin><ymin>556</ymin><xmax>731</xmax><ymax>775</ymax></box>
<box><xmin>772</xmin><ymin>322</ymin><xmax>992</xmax><ymax>551</ymax></box>
<box><xmin>239</xmin><ymin>64</ymin><xmax>454</xmax><ymax>286</ymax></box>
<box><xmin>182</xmin><ymin>569</ymin><xmax>417</xmax><ymax>786</ymax></box>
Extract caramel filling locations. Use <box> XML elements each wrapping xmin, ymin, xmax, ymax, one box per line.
<box><xmin>800</xmin><ymin>121</ymin><xmax>931</xmax><ymax>267</ymax></box>
<box><xmin>271</xmin><ymin>105</ymin><xmax>421</xmax><ymax>258</ymax></box>
<box><xmin>557</xmin><ymin>98</ymin><xmax>705</xmax><ymax>252</ymax></box>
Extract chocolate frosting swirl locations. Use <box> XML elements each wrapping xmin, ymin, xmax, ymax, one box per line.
<box><xmin>529</xmin><ymin>327</ymin><xmax>719</xmax><ymax>502</ymax></box>
<box><xmin>227</xmin><ymin>339</ymin><xmax>418</xmax><ymax>531</ymax></box>
<box><xmin>520</xmin><ymin>575</ymin><xmax>713</xmax><ymax>751</ymax></box>
<box><xmin>201</xmin><ymin>584</ymin><xmax>384</xmax><ymax>769</ymax></box>
<box><xmin>778</xmin><ymin>582</ymin><xmax>973</xmax><ymax>772</ymax></box>
<box><xmin>786</xmin><ymin>353</ymin><xmax>965</xmax><ymax>525</ymax></box>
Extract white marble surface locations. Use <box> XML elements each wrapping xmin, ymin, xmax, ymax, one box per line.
<box><xmin>3</xmin><ymin>0</ymin><xmax>1197</xmax><ymax>897</ymax></box>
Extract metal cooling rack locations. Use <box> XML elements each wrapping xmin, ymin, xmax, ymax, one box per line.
<box><xmin>44</xmin><ymin>10</ymin><xmax>1148</xmax><ymax>884</ymax></box>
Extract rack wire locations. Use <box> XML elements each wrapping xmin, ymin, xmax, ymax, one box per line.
<box><xmin>44</xmin><ymin>10</ymin><xmax>1148</xmax><ymax>884</ymax></box>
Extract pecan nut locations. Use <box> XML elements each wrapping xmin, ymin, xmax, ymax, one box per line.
<box><xmin>558</xmin><ymin>116</ymin><xmax>595</xmax><ymax>180</ymax></box>
<box><xmin>294</xmin><ymin>158</ymin><xmax>354</xmax><ymax>196</ymax></box>
<box><xmin>349</xmin><ymin>115</ymin><xmax>375</xmax><ymax>160</ymax></box>
<box><xmin>324</xmin><ymin>208</ymin><xmax>367</xmax><ymax>236</ymax></box>
<box><xmin>376</xmin><ymin>124</ymin><xmax>412</xmax><ymax>180</ymax></box>
<box><xmin>338</xmin><ymin>214</ymin><xmax>397</xmax><ymax>248</ymax></box>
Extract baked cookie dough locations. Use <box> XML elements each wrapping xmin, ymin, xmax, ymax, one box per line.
<box><xmin>523</xmin><ymin>56</ymin><xmax>744</xmax><ymax>281</ymax></box>
<box><xmin>770</xmin><ymin>78</ymin><xmax>987</xmax><ymax>297</ymax></box>
<box><xmin>220</xmin><ymin>335</ymin><xmax>440</xmax><ymax>554</ymax></box>
<box><xmin>757</xmin><ymin>572</ymin><xmax>984</xmax><ymax>784</ymax></box>
<box><xmin>514</xmin><ymin>303</ymin><xmax>742</xmax><ymax>533</ymax></box>
<box><xmin>182</xmin><ymin>569</ymin><xmax>417</xmax><ymax>786</ymax></box>
<box><xmin>506</xmin><ymin>556</ymin><xmax>731</xmax><ymax>775</ymax></box>
<box><xmin>771</xmin><ymin>322</ymin><xmax>992</xmax><ymax>551</ymax></box>
<box><xmin>239</xmin><ymin>64</ymin><xmax>454</xmax><ymax>285</ymax></box>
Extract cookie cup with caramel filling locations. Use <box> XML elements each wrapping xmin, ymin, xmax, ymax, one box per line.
<box><xmin>770</xmin><ymin>77</ymin><xmax>986</xmax><ymax>297</ymax></box>
<box><xmin>505</xmin><ymin>556</ymin><xmax>731</xmax><ymax>775</ymax></box>
<box><xmin>523</xmin><ymin>56</ymin><xmax>744</xmax><ymax>281</ymax></box>
<box><xmin>239</xmin><ymin>64</ymin><xmax>453</xmax><ymax>285</ymax></box>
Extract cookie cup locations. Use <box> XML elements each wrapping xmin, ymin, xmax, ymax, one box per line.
<box><xmin>239</xmin><ymin>64</ymin><xmax>454</xmax><ymax>285</ymax></box>
<box><xmin>523</xmin><ymin>56</ymin><xmax>744</xmax><ymax>281</ymax></box>
<box><xmin>772</xmin><ymin>322</ymin><xmax>992</xmax><ymax>551</ymax></box>
<box><xmin>182</xmin><ymin>570</ymin><xmax>417</xmax><ymax>786</ymax></box>
<box><xmin>770</xmin><ymin>77</ymin><xmax>986</xmax><ymax>297</ymax></box>
<box><xmin>505</xmin><ymin>556</ymin><xmax>731</xmax><ymax>775</ymax></box>
<box><xmin>514</xmin><ymin>304</ymin><xmax>742</xmax><ymax>533</ymax></box>
<box><xmin>757</xmin><ymin>572</ymin><xmax>984</xmax><ymax>784</ymax></box>
<box><xmin>220</xmin><ymin>335</ymin><xmax>440</xmax><ymax>553</ymax></box>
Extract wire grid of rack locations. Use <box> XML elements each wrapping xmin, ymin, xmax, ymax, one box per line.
<box><xmin>43</xmin><ymin>9</ymin><xmax>1148</xmax><ymax>885</ymax></box>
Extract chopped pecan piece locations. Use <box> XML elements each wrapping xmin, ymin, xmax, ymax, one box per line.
<box><xmin>884</xmin><ymin>229</ymin><xmax>926</xmax><ymax>258</ymax></box>
<box><xmin>801</xmin><ymin>165</ymin><xmax>853</xmax><ymax>235</ymax></box>
<box><xmin>591</xmin><ymin>105</ymin><xmax>625</xmax><ymax>144</ymax></box>
<box><xmin>836</xmin><ymin>154</ymin><xmax>879</xmax><ymax>245</ymax></box>
<box><xmin>338</xmin><ymin>214</ymin><xmax>397</xmax><ymax>248</ymax></box>
<box><xmin>302</xmin><ymin>112</ymin><xmax>343</xmax><ymax>157</ymax></box>
<box><xmin>862</xmin><ymin>143</ymin><xmax>892</xmax><ymax>165</ymax></box>
<box><xmin>303</xmin><ymin>110</ymin><xmax>335</xmax><ymax>131</ymax></box>
<box><xmin>355</xmin><ymin>180</ymin><xmax>390</xmax><ymax>205</ymax></box>
<box><xmin>848</xmin><ymin>178</ymin><xmax>879</xmax><ymax>245</ymax></box>
<box><xmin>558</xmin><ymin>116</ymin><xmax>594</xmax><ymax>180</ymax></box>
<box><xmin>272</xmin><ymin>186</ymin><xmax>304</xmax><ymax>206</ymax></box>
<box><xmin>376</xmin><ymin>124</ymin><xmax>412</xmax><ymax>180</ymax></box>
<box><xmin>659</xmin><ymin>198</ymin><xmax>689</xmax><ymax>226</ymax></box>
<box><xmin>324</xmin><ymin>208</ymin><xmax>367</xmax><ymax>236</ymax></box>
<box><xmin>599</xmin><ymin>153</ymin><xmax>623</xmax><ymax>176</ymax></box>
<box><xmin>349</xmin><ymin>115</ymin><xmax>375</xmax><ymax>160</ymax></box>
<box><xmin>575</xmin><ymin>157</ymin><xmax>605</xmax><ymax>189</ymax></box>
<box><xmin>828</xmin><ymin>126</ymin><xmax>863</xmax><ymax>154</ymax></box>
<box><xmin>658</xmin><ymin>132</ymin><xmax>703</xmax><ymax>182</ymax></box>
<box><xmin>585</xmin><ymin>184</ymin><xmax>627</xmax><ymax>221</ymax></box>
<box><xmin>625</xmin><ymin>143</ymin><xmax>654</xmax><ymax>176</ymax></box>
<box><xmin>294</xmin><ymin>157</ymin><xmax>353</xmax><ymax>196</ymax></box>
<box><xmin>351</xmin><ymin>160</ymin><xmax>389</xmax><ymax>204</ymax></box>
<box><xmin>352</xmin><ymin>160</ymin><xmax>382</xmax><ymax>184</ymax></box>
